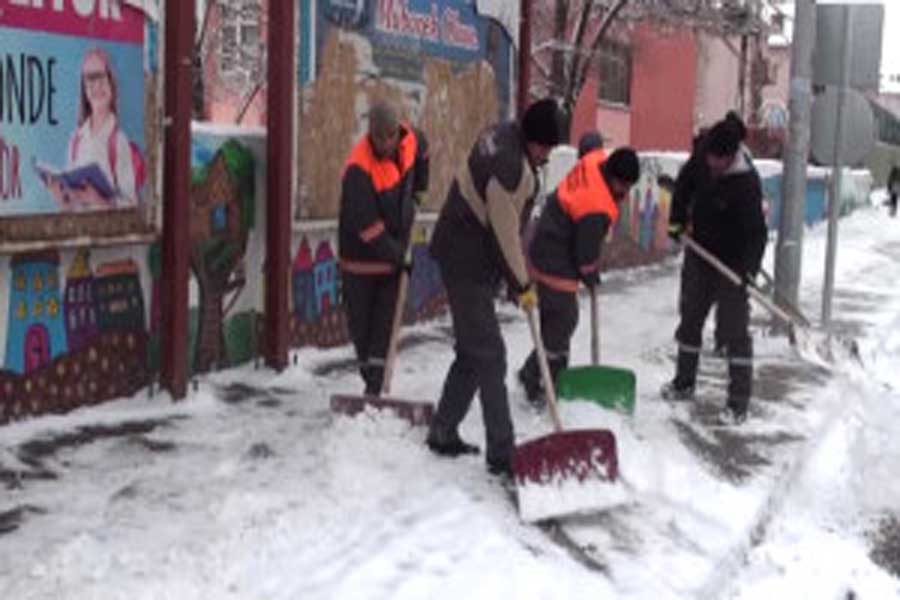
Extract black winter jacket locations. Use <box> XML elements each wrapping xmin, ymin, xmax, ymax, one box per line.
<box><xmin>430</xmin><ymin>122</ymin><xmax>537</xmax><ymax>293</ymax></box>
<box><xmin>673</xmin><ymin>150</ymin><xmax>767</xmax><ymax>277</ymax></box>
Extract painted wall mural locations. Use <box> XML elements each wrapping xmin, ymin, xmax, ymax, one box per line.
<box><xmin>288</xmin><ymin>224</ymin><xmax>446</xmax><ymax>349</ymax></box>
<box><xmin>186</xmin><ymin>133</ymin><xmax>261</xmax><ymax>375</ymax></box>
<box><xmin>5</xmin><ymin>252</ymin><xmax>67</xmax><ymax>375</ymax></box>
<box><xmin>0</xmin><ymin>247</ymin><xmax>152</xmax><ymax>424</ymax></box>
<box><xmin>600</xmin><ymin>154</ymin><xmax>680</xmax><ymax>269</ymax></box>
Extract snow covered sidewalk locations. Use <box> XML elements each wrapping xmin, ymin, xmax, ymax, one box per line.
<box><xmin>2</xmin><ymin>205</ymin><xmax>900</xmax><ymax>599</ymax></box>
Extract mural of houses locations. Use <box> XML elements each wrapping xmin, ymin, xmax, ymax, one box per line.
<box><xmin>407</xmin><ymin>226</ymin><xmax>443</xmax><ymax>316</ymax></box>
<box><xmin>93</xmin><ymin>260</ymin><xmax>146</xmax><ymax>334</ymax></box>
<box><xmin>292</xmin><ymin>237</ymin><xmax>317</xmax><ymax>323</ymax></box>
<box><xmin>314</xmin><ymin>241</ymin><xmax>338</xmax><ymax>314</ymax></box>
<box><xmin>4</xmin><ymin>251</ymin><xmax>67</xmax><ymax>375</ymax></box>
<box><xmin>64</xmin><ymin>249</ymin><xmax>98</xmax><ymax>352</ymax></box>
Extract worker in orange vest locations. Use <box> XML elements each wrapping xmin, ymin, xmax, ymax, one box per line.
<box><xmin>338</xmin><ymin>101</ymin><xmax>429</xmax><ymax>396</ymax></box>
<box><xmin>518</xmin><ymin>146</ymin><xmax>641</xmax><ymax>405</ymax></box>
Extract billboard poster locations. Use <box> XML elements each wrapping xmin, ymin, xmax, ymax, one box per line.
<box><xmin>0</xmin><ymin>1</ymin><xmax>149</xmax><ymax>237</ymax></box>
<box><xmin>296</xmin><ymin>0</ymin><xmax>514</xmax><ymax>218</ymax></box>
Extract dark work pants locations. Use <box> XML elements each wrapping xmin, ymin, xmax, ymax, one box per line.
<box><xmin>342</xmin><ymin>271</ymin><xmax>401</xmax><ymax>395</ymax></box>
<box><xmin>890</xmin><ymin>193</ymin><xmax>898</xmax><ymax>217</ymax></box>
<box><xmin>430</xmin><ymin>271</ymin><xmax>514</xmax><ymax>466</ymax></box>
<box><xmin>519</xmin><ymin>284</ymin><xmax>579</xmax><ymax>392</ymax></box>
<box><xmin>674</xmin><ymin>251</ymin><xmax>753</xmax><ymax>403</ymax></box>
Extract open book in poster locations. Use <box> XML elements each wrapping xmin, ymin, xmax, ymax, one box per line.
<box><xmin>33</xmin><ymin>160</ymin><xmax>118</xmax><ymax>201</ymax></box>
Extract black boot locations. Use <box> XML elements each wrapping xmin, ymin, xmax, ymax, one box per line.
<box><xmin>720</xmin><ymin>396</ymin><xmax>749</xmax><ymax>425</ymax></box>
<box><xmin>426</xmin><ymin>428</ymin><xmax>480</xmax><ymax>457</ymax></box>
<box><xmin>487</xmin><ymin>456</ymin><xmax>513</xmax><ymax>478</ymax></box>
<box><xmin>517</xmin><ymin>359</ymin><xmax>544</xmax><ymax>407</ymax></box>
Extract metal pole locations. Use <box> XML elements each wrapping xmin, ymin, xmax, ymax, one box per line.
<box><xmin>264</xmin><ymin>0</ymin><xmax>296</xmax><ymax>371</ymax></box>
<box><xmin>161</xmin><ymin>0</ymin><xmax>195</xmax><ymax>400</ymax></box>
<box><xmin>821</xmin><ymin>5</ymin><xmax>852</xmax><ymax>328</ymax></box>
<box><xmin>774</xmin><ymin>0</ymin><xmax>816</xmax><ymax>314</ymax></box>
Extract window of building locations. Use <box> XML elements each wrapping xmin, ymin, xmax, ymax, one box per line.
<box><xmin>771</xmin><ymin>13</ymin><xmax>785</xmax><ymax>36</ymax></box>
<box><xmin>597</xmin><ymin>42</ymin><xmax>632</xmax><ymax>106</ymax></box>
<box><xmin>219</xmin><ymin>1</ymin><xmax>263</xmax><ymax>75</ymax></box>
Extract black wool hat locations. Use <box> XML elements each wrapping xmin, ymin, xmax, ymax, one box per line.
<box><xmin>603</xmin><ymin>148</ymin><xmax>641</xmax><ymax>184</ymax></box>
<box><xmin>521</xmin><ymin>98</ymin><xmax>562</xmax><ymax>146</ymax></box>
<box><xmin>705</xmin><ymin>112</ymin><xmax>746</xmax><ymax>157</ymax></box>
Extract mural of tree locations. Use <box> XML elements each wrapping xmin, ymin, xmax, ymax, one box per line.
<box><xmin>189</xmin><ymin>139</ymin><xmax>255</xmax><ymax>373</ymax></box>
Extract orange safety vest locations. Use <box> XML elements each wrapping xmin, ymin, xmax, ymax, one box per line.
<box><xmin>529</xmin><ymin>149</ymin><xmax>619</xmax><ymax>293</ymax></box>
<box><xmin>557</xmin><ymin>149</ymin><xmax>618</xmax><ymax>224</ymax></box>
<box><xmin>340</xmin><ymin>124</ymin><xmax>418</xmax><ymax>275</ymax></box>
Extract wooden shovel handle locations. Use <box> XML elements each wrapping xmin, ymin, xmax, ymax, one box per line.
<box><xmin>590</xmin><ymin>284</ymin><xmax>600</xmax><ymax>366</ymax></box>
<box><xmin>381</xmin><ymin>245</ymin><xmax>413</xmax><ymax>396</ymax></box>
<box><xmin>525</xmin><ymin>305</ymin><xmax>564</xmax><ymax>432</ymax></box>
<box><xmin>682</xmin><ymin>234</ymin><xmax>799</xmax><ymax>329</ymax></box>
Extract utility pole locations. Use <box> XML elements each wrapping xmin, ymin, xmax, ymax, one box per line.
<box><xmin>821</xmin><ymin>5</ymin><xmax>853</xmax><ymax>329</ymax></box>
<box><xmin>774</xmin><ymin>0</ymin><xmax>816</xmax><ymax>313</ymax></box>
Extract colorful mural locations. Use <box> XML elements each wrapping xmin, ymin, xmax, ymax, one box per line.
<box><xmin>64</xmin><ymin>250</ymin><xmax>98</xmax><ymax>352</ymax></box>
<box><xmin>5</xmin><ymin>252</ymin><xmax>67</xmax><ymax>375</ymax></box>
<box><xmin>288</xmin><ymin>226</ymin><xmax>446</xmax><ymax>349</ymax></box>
<box><xmin>600</xmin><ymin>154</ymin><xmax>681</xmax><ymax>269</ymax></box>
<box><xmin>189</xmin><ymin>138</ymin><xmax>258</xmax><ymax>373</ymax></box>
<box><xmin>1</xmin><ymin>247</ymin><xmax>151</xmax><ymax>424</ymax></box>
<box><xmin>187</xmin><ymin>132</ymin><xmax>262</xmax><ymax>374</ymax></box>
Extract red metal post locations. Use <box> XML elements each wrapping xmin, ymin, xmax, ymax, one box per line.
<box><xmin>160</xmin><ymin>0</ymin><xmax>195</xmax><ymax>400</ymax></box>
<box><xmin>518</xmin><ymin>0</ymin><xmax>532</xmax><ymax>118</ymax></box>
<box><xmin>264</xmin><ymin>0</ymin><xmax>295</xmax><ymax>371</ymax></box>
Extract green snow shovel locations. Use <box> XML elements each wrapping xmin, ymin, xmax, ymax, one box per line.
<box><xmin>555</xmin><ymin>285</ymin><xmax>636</xmax><ymax>414</ymax></box>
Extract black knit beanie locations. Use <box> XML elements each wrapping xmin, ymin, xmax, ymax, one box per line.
<box><xmin>706</xmin><ymin>111</ymin><xmax>747</xmax><ymax>157</ymax></box>
<box><xmin>521</xmin><ymin>98</ymin><xmax>562</xmax><ymax>146</ymax></box>
<box><xmin>603</xmin><ymin>147</ymin><xmax>641</xmax><ymax>184</ymax></box>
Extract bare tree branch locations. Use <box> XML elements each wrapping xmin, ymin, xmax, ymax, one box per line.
<box><xmin>565</xmin><ymin>0</ymin><xmax>630</xmax><ymax>112</ymax></box>
<box><xmin>565</xmin><ymin>0</ymin><xmax>595</xmax><ymax>109</ymax></box>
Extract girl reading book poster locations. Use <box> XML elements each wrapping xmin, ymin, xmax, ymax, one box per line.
<box><xmin>42</xmin><ymin>47</ymin><xmax>142</xmax><ymax>211</ymax></box>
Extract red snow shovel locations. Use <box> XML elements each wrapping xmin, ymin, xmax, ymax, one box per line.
<box><xmin>513</xmin><ymin>305</ymin><xmax>626</xmax><ymax>523</ymax></box>
<box><xmin>329</xmin><ymin>246</ymin><xmax>434</xmax><ymax>427</ymax></box>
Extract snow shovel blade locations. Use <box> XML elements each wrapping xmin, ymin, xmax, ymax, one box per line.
<box><xmin>555</xmin><ymin>365</ymin><xmax>636</xmax><ymax>414</ymax></box>
<box><xmin>513</xmin><ymin>429</ymin><xmax>626</xmax><ymax>523</ymax></box>
<box><xmin>329</xmin><ymin>394</ymin><xmax>434</xmax><ymax>427</ymax></box>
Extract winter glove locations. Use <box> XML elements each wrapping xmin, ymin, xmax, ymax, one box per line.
<box><xmin>414</xmin><ymin>191</ymin><xmax>427</xmax><ymax>208</ymax></box>
<box><xmin>517</xmin><ymin>284</ymin><xmax>538</xmax><ymax>311</ymax></box>
<box><xmin>668</xmin><ymin>222</ymin><xmax>686</xmax><ymax>242</ymax></box>
<box><xmin>396</xmin><ymin>252</ymin><xmax>413</xmax><ymax>276</ymax></box>
<box><xmin>581</xmin><ymin>271</ymin><xmax>601</xmax><ymax>289</ymax></box>
<box><xmin>740</xmin><ymin>271</ymin><xmax>756</xmax><ymax>291</ymax></box>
